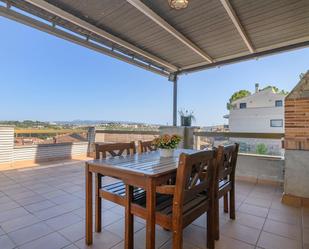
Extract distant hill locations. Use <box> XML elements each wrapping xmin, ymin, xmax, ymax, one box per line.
<box><xmin>53</xmin><ymin>120</ymin><xmax>162</xmax><ymax>126</ymax></box>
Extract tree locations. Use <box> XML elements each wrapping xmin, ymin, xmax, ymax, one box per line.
<box><xmin>256</xmin><ymin>143</ymin><xmax>268</xmax><ymax>155</ymax></box>
<box><xmin>262</xmin><ymin>85</ymin><xmax>289</xmax><ymax>95</ymax></box>
<box><xmin>226</xmin><ymin>90</ymin><xmax>251</xmax><ymax>110</ymax></box>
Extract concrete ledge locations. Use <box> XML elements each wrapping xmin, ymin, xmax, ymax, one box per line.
<box><xmin>236</xmin><ymin>153</ymin><xmax>284</xmax><ymax>184</ymax></box>
<box><xmin>0</xmin><ymin>154</ymin><xmax>89</xmax><ymax>171</ymax></box>
<box><xmin>14</xmin><ymin>141</ymin><xmax>88</xmax><ymax>148</ymax></box>
<box><xmin>236</xmin><ymin>175</ymin><xmax>282</xmax><ymax>187</ymax></box>
<box><xmin>282</xmin><ymin>193</ymin><xmax>309</xmax><ymax>207</ymax></box>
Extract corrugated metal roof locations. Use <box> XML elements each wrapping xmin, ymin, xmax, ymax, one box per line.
<box><xmin>1</xmin><ymin>0</ymin><xmax>308</xmax><ymax>76</ymax></box>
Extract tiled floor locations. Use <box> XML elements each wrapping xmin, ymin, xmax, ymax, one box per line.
<box><xmin>0</xmin><ymin>162</ymin><xmax>308</xmax><ymax>249</ymax></box>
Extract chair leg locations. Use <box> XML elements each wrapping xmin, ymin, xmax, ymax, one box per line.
<box><xmin>95</xmin><ymin>173</ymin><xmax>102</xmax><ymax>232</ymax></box>
<box><xmin>172</xmin><ymin>229</ymin><xmax>183</xmax><ymax>249</ymax></box>
<box><xmin>214</xmin><ymin>197</ymin><xmax>220</xmax><ymax>240</ymax></box>
<box><xmin>125</xmin><ymin>185</ymin><xmax>134</xmax><ymax>249</ymax></box>
<box><xmin>223</xmin><ymin>193</ymin><xmax>228</xmax><ymax>213</ymax></box>
<box><xmin>207</xmin><ymin>211</ymin><xmax>215</xmax><ymax>249</ymax></box>
<box><xmin>230</xmin><ymin>186</ymin><xmax>236</xmax><ymax>220</ymax></box>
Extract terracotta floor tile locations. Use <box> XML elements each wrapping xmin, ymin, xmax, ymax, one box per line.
<box><xmin>63</xmin><ymin>244</ymin><xmax>81</xmax><ymax>249</ymax></box>
<box><xmin>304</xmin><ymin>227</ymin><xmax>309</xmax><ymax>244</ymax></box>
<box><xmin>0</xmin><ymin>196</ymin><xmax>12</xmax><ymax>205</ymax></box>
<box><xmin>59</xmin><ymin>221</ymin><xmax>85</xmax><ymax>243</ymax></box>
<box><xmin>215</xmin><ymin>235</ymin><xmax>255</xmax><ymax>249</ymax></box>
<box><xmin>244</xmin><ymin>196</ymin><xmax>272</xmax><ymax>208</ymax></box>
<box><xmin>34</xmin><ymin>205</ymin><xmax>71</xmax><ymax>220</ymax></box>
<box><xmin>15</xmin><ymin>195</ymin><xmax>47</xmax><ymax>206</ymax></box>
<box><xmin>101</xmin><ymin>210</ymin><xmax>123</xmax><ymax>227</ymax></box>
<box><xmin>0</xmin><ymin>163</ymin><xmax>305</xmax><ymax>249</ymax></box>
<box><xmin>1</xmin><ymin>213</ymin><xmax>41</xmax><ymax>233</ymax></box>
<box><xmin>19</xmin><ymin>232</ymin><xmax>71</xmax><ymax>249</ymax></box>
<box><xmin>257</xmin><ymin>231</ymin><xmax>301</xmax><ymax>249</ymax></box>
<box><xmin>8</xmin><ymin>222</ymin><xmax>53</xmax><ymax>246</ymax></box>
<box><xmin>24</xmin><ymin>200</ymin><xmax>56</xmax><ymax>213</ymax></box>
<box><xmin>74</xmin><ymin>229</ymin><xmax>122</xmax><ymax>249</ymax></box>
<box><xmin>263</xmin><ymin>219</ymin><xmax>301</xmax><ymax>240</ymax></box>
<box><xmin>105</xmin><ymin>218</ymin><xmax>145</xmax><ymax>238</ymax></box>
<box><xmin>0</xmin><ymin>207</ymin><xmax>29</xmax><ymax>223</ymax></box>
<box><xmin>109</xmin><ymin>205</ymin><xmax>125</xmax><ymax>216</ymax></box>
<box><xmin>268</xmin><ymin>208</ymin><xmax>301</xmax><ymax>225</ymax></box>
<box><xmin>303</xmin><ymin>215</ymin><xmax>309</xmax><ymax>228</ymax></box>
<box><xmin>192</xmin><ymin>213</ymin><xmax>208</xmax><ymax>229</ymax></box>
<box><xmin>9</xmin><ymin>191</ymin><xmax>37</xmax><ymax>200</ymax></box>
<box><xmin>0</xmin><ymin>235</ymin><xmax>16</xmax><ymax>249</ymax></box>
<box><xmin>160</xmin><ymin>239</ymin><xmax>203</xmax><ymax>249</ymax></box>
<box><xmin>238</xmin><ymin>203</ymin><xmax>269</xmax><ymax>218</ymax></box>
<box><xmin>45</xmin><ymin>212</ymin><xmax>82</xmax><ymax>230</ymax></box>
<box><xmin>233</xmin><ymin>212</ymin><xmax>265</xmax><ymax>230</ymax></box>
<box><xmin>247</xmin><ymin>192</ymin><xmax>274</xmax><ymax>201</ymax></box>
<box><xmin>0</xmin><ymin>201</ymin><xmax>20</xmax><ymax>212</ymax></box>
<box><xmin>220</xmin><ymin>221</ymin><xmax>260</xmax><ymax>245</ymax></box>
<box><xmin>133</xmin><ymin>227</ymin><xmax>171</xmax><ymax>249</ymax></box>
<box><xmin>303</xmin><ymin>207</ymin><xmax>309</xmax><ymax>216</ymax></box>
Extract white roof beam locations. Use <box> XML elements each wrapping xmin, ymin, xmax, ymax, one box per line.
<box><xmin>126</xmin><ymin>0</ymin><xmax>213</xmax><ymax>63</ymax></box>
<box><xmin>220</xmin><ymin>0</ymin><xmax>255</xmax><ymax>53</ymax></box>
<box><xmin>24</xmin><ymin>0</ymin><xmax>178</xmax><ymax>72</ymax></box>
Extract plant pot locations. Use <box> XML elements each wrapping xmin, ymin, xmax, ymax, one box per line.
<box><xmin>159</xmin><ymin>148</ymin><xmax>174</xmax><ymax>158</ymax></box>
<box><xmin>181</xmin><ymin>116</ymin><xmax>192</xmax><ymax>126</ymax></box>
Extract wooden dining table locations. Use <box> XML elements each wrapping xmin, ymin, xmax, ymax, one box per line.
<box><xmin>85</xmin><ymin>149</ymin><xmax>198</xmax><ymax>249</ymax></box>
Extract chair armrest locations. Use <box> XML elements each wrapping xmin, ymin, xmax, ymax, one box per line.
<box><xmin>156</xmin><ymin>185</ymin><xmax>175</xmax><ymax>195</ymax></box>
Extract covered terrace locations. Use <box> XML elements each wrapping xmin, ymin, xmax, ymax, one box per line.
<box><xmin>0</xmin><ymin>0</ymin><xmax>309</xmax><ymax>249</ymax></box>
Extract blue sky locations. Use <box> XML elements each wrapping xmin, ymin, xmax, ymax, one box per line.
<box><xmin>0</xmin><ymin>16</ymin><xmax>308</xmax><ymax>126</ymax></box>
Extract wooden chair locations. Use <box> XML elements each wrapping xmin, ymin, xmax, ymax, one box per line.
<box><xmin>137</xmin><ymin>140</ymin><xmax>157</xmax><ymax>154</ymax></box>
<box><xmin>126</xmin><ymin>150</ymin><xmax>217</xmax><ymax>249</ymax></box>
<box><xmin>214</xmin><ymin>143</ymin><xmax>239</xmax><ymax>240</ymax></box>
<box><xmin>94</xmin><ymin>142</ymin><xmax>138</xmax><ymax>232</ymax></box>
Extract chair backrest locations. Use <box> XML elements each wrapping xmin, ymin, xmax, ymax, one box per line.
<box><xmin>94</xmin><ymin>142</ymin><xmax>136</xmax><ymax>159</ymax></box>
<box><xmin>172</xmin><ymin>150</ymin><xmax>217</xmax><ymax>219</ymax></box>
<box><xmin>137</xmin><ymin>140</ymin><xmax>157</xmax><ymax>154</ymax></box>
<box><xmin>216</xmin><ymin>143</ymin><xmax>239</xmax><ymax>181</ymax></box>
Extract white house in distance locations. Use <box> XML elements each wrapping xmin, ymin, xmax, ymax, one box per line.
<box><xmin>226</xmin><ymin>84</ymin><xmax>285</xmax><ymax>133</ymax></box>
<box><xmin>224</xmin><ymin>84</ymin><xmax>286</xmax><ymax>155</ymax></box>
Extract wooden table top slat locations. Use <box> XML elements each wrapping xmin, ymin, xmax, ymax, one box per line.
<box><xmin>87</xmin><ymin>149</ymin><xmax>197</xmax><ymax>177</ymax></box>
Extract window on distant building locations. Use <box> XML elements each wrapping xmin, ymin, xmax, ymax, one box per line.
<box><xmin>275</xmin><ymin>100</ymin><xmax>283</xmax><ymax>107</ymax></box>
<box><xmin>239</xmin><ymin>103</ymin><xmax>247</xmax><ymax>109</ymax></box>
<box><xmin>270</xmin><ymin>119</ymin><xmax>283</xmax><ymax>127</ymax></box>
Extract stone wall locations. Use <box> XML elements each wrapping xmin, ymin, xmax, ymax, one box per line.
<box><xmin>284</xmin><ymin>150</ymin><xmax>309</xmax><ymax>198</ymax></box>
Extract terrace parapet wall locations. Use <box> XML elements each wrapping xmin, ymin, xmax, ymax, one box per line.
<box><xmin>283</xmin><ymin>72</ymin><xmax>309</xmax><ymax>205</ymax></box>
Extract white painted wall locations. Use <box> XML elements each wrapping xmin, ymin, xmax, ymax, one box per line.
<box><xmin>228</xmin><ymin>88</ymin><xmax>285</xmax><ymax>133</ymax></box>
<box><xmin>232</xmin><ymin>88</ymin><xmax>285</xmax><ymax>109</ymax></box>
<box><xmin>229</xmin><ymin>107</ymin><xmax>284</xmax><ymax>133</ymax></box>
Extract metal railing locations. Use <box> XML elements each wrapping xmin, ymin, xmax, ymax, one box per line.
<box><xmin>15</xmin><ymin>129</ymin><xmax>85</xmax><ymax>134</ymax></box>
<box><xmin>95</xmin><ymin>129</ymin><xmax>160</xmax><ymax>135</ymax></box>
<box><xmin>193</xmin><ymin>131</ymin><xmax>284</xmax><ymax>139</ymax></box>
<box><xmin>193</xmin><ymin>131</ymin><xmax>284</xmax><ymax>157</ymax></box>
<box><xmin>94</xmin><ymin>129</ymin><xmax>160</xmax><ymax>144</ymax></box>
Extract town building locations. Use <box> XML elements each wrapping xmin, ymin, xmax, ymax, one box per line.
<box><xmin>225</xmin><ymin>84</ymin><xmax>286</xmax><ymax>155</ymax></box>
<box><xmin>227</xmin><ymin>84</ymin><xmax>285</xmax><ymax>133</ymax></box>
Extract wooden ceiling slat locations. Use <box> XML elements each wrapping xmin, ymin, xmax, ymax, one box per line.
<box><xmin>2</xmin><ymin>0</ymin><xmax>308</xmax><ymax>75</ymax></box>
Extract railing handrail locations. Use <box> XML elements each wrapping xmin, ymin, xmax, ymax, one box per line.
<box><xmin>95</xmin><ymin>129</ymin><xmax>160</xmax><ymax>135</ymax></box>
<box><xmin>193</xmin><ymin>131</ymin><xmax>284</xmax><ymax>139</ymax></box>
<box><xmin>15</xmin><ymin>129</ymin><xmax>86</xmax><ymax>134</ymax></box>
